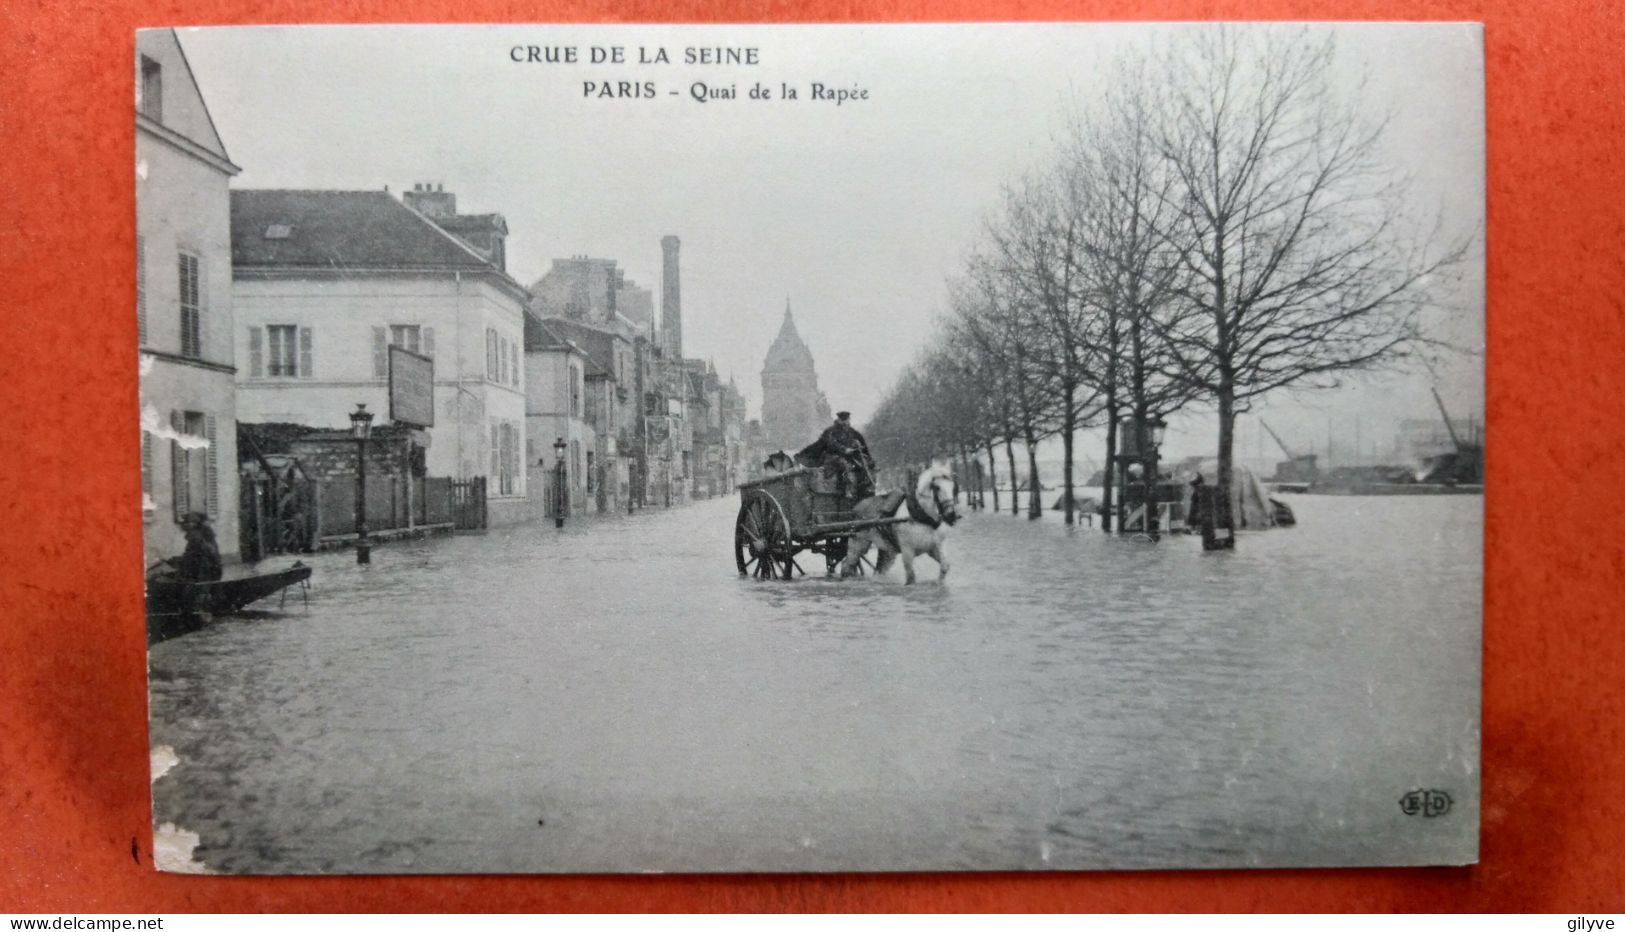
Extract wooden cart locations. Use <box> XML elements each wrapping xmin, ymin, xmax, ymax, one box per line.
<box><xmin>734</xmin><ymin>466</ymin><xmax>904</xmax><ymax>579</ymax></box>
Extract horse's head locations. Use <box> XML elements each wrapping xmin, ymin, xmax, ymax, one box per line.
<box><xmin>916</xmin><ymin>462</ymin><xmax>959</xmax><ymax>526</ymax></box>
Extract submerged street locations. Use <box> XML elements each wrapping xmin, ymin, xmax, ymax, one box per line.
<box><xmin>148</xmin><ymin>493</ymin><xmax>1480</xmax><ymax>874</ymax></box>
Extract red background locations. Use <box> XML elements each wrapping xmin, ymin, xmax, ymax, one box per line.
<box><xmin>2</xmin><ymin>0</ymin><xmax>1621</xmax><ymax>913</ymax></box>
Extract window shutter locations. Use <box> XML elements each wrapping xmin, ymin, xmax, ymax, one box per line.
<box><xmin>423</xmin><ymin>326</ymin><xmax>435</xmax><ymax>360</ymax></box>
<box><xmin>141</xmin><ymin>432</ymin><xmax>153</xmax><ymax>499</ymax></box>
<box><xmin>373</xmin><ymin>326</ymin><xmax>387</xmax><ymax>379</ymax></box>
<box><xmin>510</xmin><ymin>342</ymin><xmax>519</xmax><ymax>386</ymax></box>
<box><xmin>299</xmin><ymin>327</ymin><xmax>314</xmax><ymax>379</ymax></box>
<box><xmin>248</xmin><ymin>327</ymin><xmax>262</xmax><ymax>377</ymax></box>
<box><xmin>170</xmin><ymin>410</ymin><xmax>188</xmax><ymax>521</ymax></box>
<box><xmin>136</xmin><ymin>234</ymin><xmax>147</xmax><ymax>345</ymax></box>
<box><xmin>204</xmin><ymin>415</ymin><xmax>219</xmax><ymax>519</ymax></box>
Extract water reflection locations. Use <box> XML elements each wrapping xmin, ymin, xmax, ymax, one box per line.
<box><xmin>148</xmin><ymin>493</ymin><xmax>1480</xmax><ymax>873</ymax></box>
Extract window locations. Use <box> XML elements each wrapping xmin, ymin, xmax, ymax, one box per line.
<box><xmin>501</xmin><ymin>423</ymin><xmax>516</xmax><ymax>495</ymax></box>
<box><xmin>490</xmin><ymin>421</ymin><xmax>517</xmax><ymax>496</ymax></box>
<box><xmin>586</xmin><ymin>451</ymin><xmax>596</xmax><ymax>494</ymax></box>
<box><xmin>139</xmin><ymin>55</ymin><xmax>162</xmax><ymax>122</ymax></box>
<box><xmin>571</xmin><ymin>365</ymin><xmax>582</xmax><ymax>417</ymax></box>
<box><xmin>486</xmin><ymin>329</ymin><xmax>499</xmax><ymax>381</ymax></box>
<box><xmin>141</xmin><ymin>433</ymin><xmax>154</xmax><ymax>518</ymax></box>
<box><xmin>490</xmin><ymin>423</ymin><xmax>500</xmax><ymax>489</ymax></box>
<box><xmin>498</xmin><ymin>336</ymin><xmax>509</xmax><ymax>385</ymax></box>
<box><xmin>177</xmin><ymin>253</ymin><xmax>201</xmax><ymax>358</ymax></box>
<box><xmin>136</xmin><ymin>234</ymin><xmax>146</xmax><ymax>345</ymax></box>
<box><xmin>170</xmin><ymin>411</ymin><xmax>215</xmax><ymax>521</ymax></box>
<box><xmin>267</xmin><ymin>325</ymin><xmax>299</xmax><ymax>376</ymax></box>
<box><xmin>572</xmin><ymin>440</ymin><xmax>582</xmax><ymax>486</ymax></box>
<box><xmin>374</xmin><ymin>325</ymin><xmax>429</xmax><ymax>379</ymax></box>
<box><xmin>510</xmin><ymin>341</ymin><xmax>520</xmax><ymax>387</ymax></box>
<box><xmin>254</xmin><ymin>326</ymin><xmax>310</xmax><ymax>378</ymax></box>
<box><xmin>390</xmin><ymin>324</ymin><xmax>421</xmax><ymax>355</ymax></box>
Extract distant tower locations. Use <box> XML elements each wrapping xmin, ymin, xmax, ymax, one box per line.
<box><xmin>761</xmin><ymin>299</ymin><xmax>824</xmax><ymax>451</ymax></box>
<box><xmin>661</xmin><ymin>235</ymin><xmax>682</xmax><ymax>359</ymax></box>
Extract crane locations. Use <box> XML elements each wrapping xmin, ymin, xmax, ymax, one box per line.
<box><xmin>1430</xmin><ymin>387</ymin><xmax>1465</xmax><ymax>452</ymax></box>
<box><xmin>1423</xmin><ymin>387</ymin><xmax>1483</xmax><ymax>484</ymax></box>
<box><xmin>1261</xmin><ymin>419</ymin><xmax>1299</xmax><ymax>459</ymax></box>
<box><xmin>1259</xmin><ymin>419</ymin><xmax>1318</xmax><ymax>485</ymax></box>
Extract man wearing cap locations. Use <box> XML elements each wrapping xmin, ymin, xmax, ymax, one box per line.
<box><xmin>797</xmin><ymin>411</ymin><xmax>875</xmax><ymax>499</ymax></box>
<box><xmin>163</xmin><ymin>512</ymin><xmax>224</xmax><ymax>582</ymax></box>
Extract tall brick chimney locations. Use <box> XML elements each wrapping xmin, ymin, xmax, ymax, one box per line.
<box><xmin>661</xmin><ymin>235</ymin><xmax>682</xmax><ymax>359</ymax></box>
<box><xmin>403</xmin><ymin>182</ymin><xmax>456</xmax><ymax>220</ymax></box>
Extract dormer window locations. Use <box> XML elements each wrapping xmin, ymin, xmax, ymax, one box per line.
<box><xmin>139</xmin><ymin>55</ymin><xmax>162</xmax><ymax>122</ymax></box>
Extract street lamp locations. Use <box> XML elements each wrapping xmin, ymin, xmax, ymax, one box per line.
<box><xmin>553</xmin><ymin>436</ymin><xmax>568</xmax><ymax>529</ymax></box>
<box><xmin>349</xmin><ymin>403</ymin><xmax>375</xmax><ymax>564</ymax></box>
<box><xmin>1144</xmin><ymin>415</ymin><xmax>1168</xmax><ymax>542</ymax></box>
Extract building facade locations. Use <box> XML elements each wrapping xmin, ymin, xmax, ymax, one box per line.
<box><xmin>760</xmin><ymin>302</ymin><xmax>831</xmax><ymax>454</ymax></box>
<box><xmin>230</xmin><ymin>187</ymin><xmax>532</xmax><ymax>526</ymax></box>
<box><xmin>523</xmin><ymin>318</ymin><xmax>594</xmax><ymax>518</ymax></box>
<box><xmin>534</xmin><ymin>316</ymin><xmax>637</xmax><ymax>513</ymax></box>
<box><xmin>137</xmin><ymin>28</ymin><xmax>243</xmax><ymax>563</ymax></box>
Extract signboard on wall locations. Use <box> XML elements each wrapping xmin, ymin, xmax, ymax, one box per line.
<box><xmin>388</xmin><ymin>345</ymin><xmax>434</xmax><ymax>428</ymax></box>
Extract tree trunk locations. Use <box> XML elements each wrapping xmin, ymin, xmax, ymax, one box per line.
<box><xmin>957</xmin><ymin>444</ymin><xmax>973</xmax><ymax>510</ymax></box>
<box><xmin>1216</xmin><ymin>377</ymin><xmax>1237</xmax><ymax>543</ymax></box>
<box><xmin>1005</xmin><ymin>437</ymin><xmax>1019</xmax><ymax>516</ymax></box>
<box><xmin>1061</xmin><ymin>383</ymin><xmax>1076</xmax><ymax>526</ymax></box>
<box><xmin>1131</xmin><ymin>315</ymin><xmax>1157</xmax><ymax>540</ymax></box>
<box><xmin>1102</xmin><ymin>410</ymin><xmax>1118</xmax><ymax>532</ymax></box>
<box><xmin>985</xmin><ymin>438</ymin><xmax>1001</xmax><ymax>512</ymax></box>
<box><xmin>1024</xmin><ymin>434</ymin><xmax>1042</xmax><ymax>520</ymax></box>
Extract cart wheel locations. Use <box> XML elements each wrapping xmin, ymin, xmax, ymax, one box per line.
<box><xmin>736</xmin><ymin>491</ymin><xmax>795</xmax><ymax>580</ymax></box>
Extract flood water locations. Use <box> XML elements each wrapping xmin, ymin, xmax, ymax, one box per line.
<box><xmin>147</xmin><ymin>492</ymin><xmax>1481</xmax><ymax>873</ymax></box>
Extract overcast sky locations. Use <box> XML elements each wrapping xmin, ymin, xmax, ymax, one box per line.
<box><xmin>179</xmin><ymin>22</ymin><xmax>1484</xmax><ymax>464</ymax></box>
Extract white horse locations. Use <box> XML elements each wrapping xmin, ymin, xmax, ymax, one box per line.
<box><xmin>840</xmin><ymin>462</ymin><xmax>959</xmax><ymax>584</ymax></box>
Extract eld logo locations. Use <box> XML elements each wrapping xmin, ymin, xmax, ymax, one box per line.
<box><xmin>1398</xmin><ymin>788</ymin><xmax>1453</xmax><ymax>818</ymax></box>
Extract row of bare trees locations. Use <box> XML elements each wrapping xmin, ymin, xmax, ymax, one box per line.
<box><xmin>864</xmin><ymin>27</ymin><xmax>1468</xmax><ymax>545</ymax></box>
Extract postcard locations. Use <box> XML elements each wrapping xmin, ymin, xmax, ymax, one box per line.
<box><xmin>139</xmin><ymin>22</ymin><xmax>1484</xmax><ymax>873</ymax></box>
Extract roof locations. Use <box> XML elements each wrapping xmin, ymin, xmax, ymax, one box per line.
<box><xmin>231</xmin><ymin>190</ymin><xmax>516</xmax><ymax>279</ymax></box>
<box><xmin>139</xmin><ymin>30</ymin><xmax>237</xmax><ymax>172</ymax></box>
<box><xmin>435</xmin><ymin>213</ymin><xmax>509</xmax><ymax>235</ymax></box>
<box><xmin>763</xmin><ymin>301</ymin><xmax>816</xmax><ymax>372</ymax></box>
<box><xmin>523</xmin><ymin>315</ymin><xmax>612</xmax><ymax>378</ymax></box>
<box><xmin>537</xmin><ymin>316</ymin><xmax>622</xmax><ymax>378</ymax></box>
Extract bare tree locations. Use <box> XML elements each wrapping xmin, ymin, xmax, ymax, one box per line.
<box><xmin>985</xmin><ymin>173</ymin><xmax>1107</xmax><ymax>525</ymax></box>
<box><xmin>960</xmin><ymin>259</ymin><xmax>1063</xmax><ymax>518</ymax></box>
<box><xmin>1147</xmin><ymin>26</ymin><xmax>1469</xmax><ymax>541</ymax></box>
<box><xmin>1069</xmin><ymin>64</ymin><xmax>1206</xmax><ymax>537</ymax></box>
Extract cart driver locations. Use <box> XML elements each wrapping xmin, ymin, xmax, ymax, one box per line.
<box><xmin>797</xmin><ymin>411</ymin><xmax>876</xmax><ymax>500</ymax></box>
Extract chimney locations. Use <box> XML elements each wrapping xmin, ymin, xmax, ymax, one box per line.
<box><xmin>402</xmin><ymin>182</ymin><xmax>456</xmax><ymax>220</ymax></box>
<box><xmin>661</xmin><ymin>235</ymin><xmax>681</xmax><ymax>360</ymax></box>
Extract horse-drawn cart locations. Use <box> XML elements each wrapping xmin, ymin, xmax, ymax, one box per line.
<box><xmin>734</xmin><ymin>466</ymin><xmax>904</xmax><ymax>579</ymax></box>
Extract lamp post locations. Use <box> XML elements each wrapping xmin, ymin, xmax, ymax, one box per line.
<box><xmin>349</xmin><ymin>403</ymin><xmax>375</xmax><ymax>564</ymax></box>
<box><xmin>553</xmin><ymin>436</ymin><xmax>568</xmax><ymax>529</ymax></box>
<box><xmin>1144</xmin><ymin>415</ymin><xmax>1168</xmax><ymax>542</ymax></box>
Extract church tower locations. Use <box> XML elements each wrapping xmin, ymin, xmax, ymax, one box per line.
<box><xmin>760</xmin><ymin>300</ymin><xmax>825</xmax><ymax>452</ymax></box>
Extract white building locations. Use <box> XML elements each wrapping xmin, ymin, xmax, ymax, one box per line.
<box><xmin>136</xmin><ymin>29</ymin><xmax>243</xmax><ymax>563</ymax></box>
<box><xmin>230</xmin><ymin>188</ymin><xmax>531</xmax><ymax>525</ymax></box>
<box><xmin>523</xmin><ymin>318</ymin><xmax>594</xmax><ymax>517</ymax></box>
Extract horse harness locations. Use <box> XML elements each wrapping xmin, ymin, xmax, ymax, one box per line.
<box><xmin>905</xmin><ymin>481</ymin><xmax>949</xmax><ymax>529</ymax></box>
